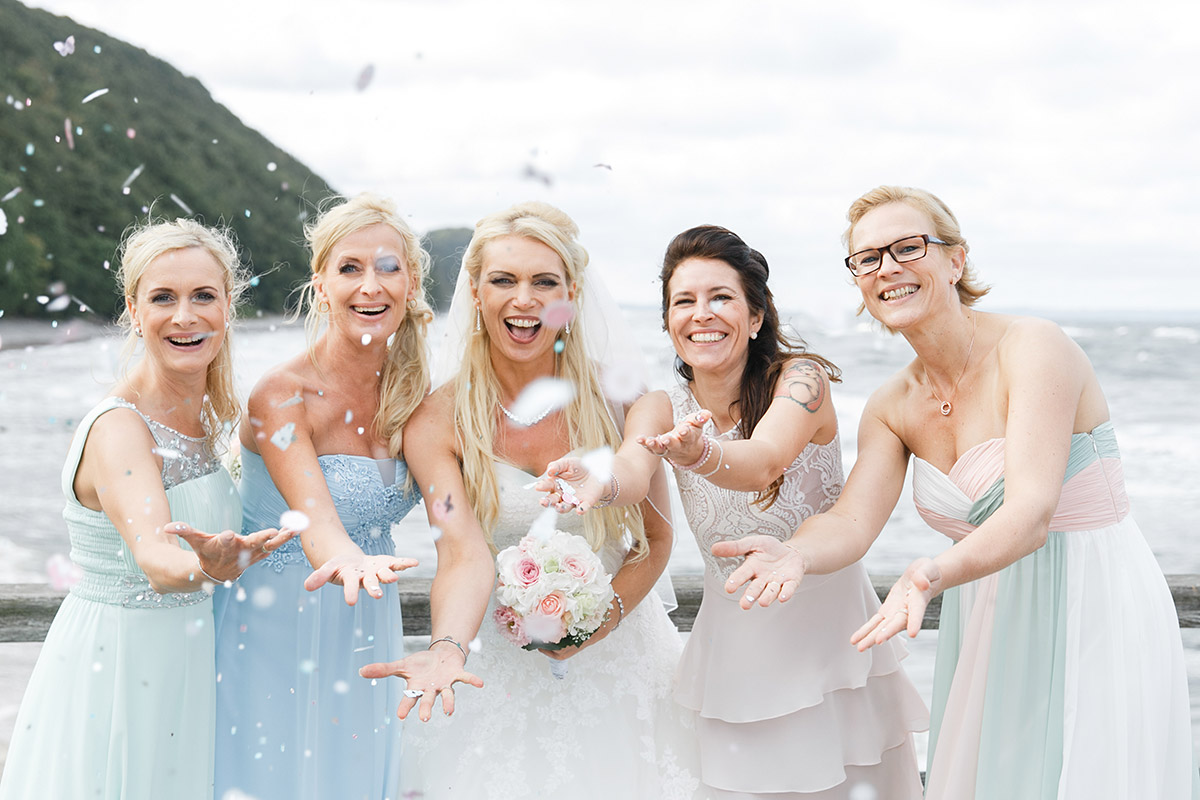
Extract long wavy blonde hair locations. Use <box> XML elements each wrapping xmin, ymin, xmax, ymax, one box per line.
<box><xmin>117</xmin><ymin>217</ymin><xmax>249</xmax><ymax>451</ymax></box>
<box><xmin>454</xmin><ymin>201</ymin><xmax>647</xmax><ymax>557</ymax></box>
<box><xmin>298</xmin><ymin>193</ymin><xmax>433</xmax><ymax>456</ymax></box>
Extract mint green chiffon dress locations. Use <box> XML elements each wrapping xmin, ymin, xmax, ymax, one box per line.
<box><xmin>0</xmin><ymin>397</ymin><xmax>241</xmax><ymax>800</ymax></box>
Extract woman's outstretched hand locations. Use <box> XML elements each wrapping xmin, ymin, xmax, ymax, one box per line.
<box><xmin>360</xmin><ymin>649</ymin><xmax>484</xmax><ymax>722</ymax></box>
<box><xmin>535</xmin><ymin>457</ymin><xmax>607</xmax><ymax>513</ymax></box>
<box><xmin>712</xmin><ymin>535</ymin><xmax>808</xmax><ymax>609</ymax></box>
<box><xmin>304</xmin><ymin>552</ymin><xmax>420</xmax><ymax>606</ymax></box>
<box><xmin>637</xmin><ymin>409</ymin><xmax>712</xmax><ymax>467</ymax></box>
<box><xmin>169</xmin><ymin>522</ymin><xmax>293</xmax><ymax>583</ymax></box>
<box><xmin>850</xmin><ymin>557</ymin><xmax>942</xmax><ymax>651</ymax></box>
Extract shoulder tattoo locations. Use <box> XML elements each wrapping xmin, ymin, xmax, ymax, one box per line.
<box><xmin>775</xmin><ymin>360</ymin><xmax>825</xmax><ymax>413</ymax></box>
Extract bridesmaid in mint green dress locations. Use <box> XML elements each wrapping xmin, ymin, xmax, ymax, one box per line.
<box><xmin>0</xmin><ymin>219</ymin><xmax>287</xmax><ymax>800</ymax></box>
<box><xmin>213</xmin><ymin>194</ymin><xmax>429</xmax><ymax>800</ymax></box>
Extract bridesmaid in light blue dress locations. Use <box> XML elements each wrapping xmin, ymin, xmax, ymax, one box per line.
<box><xmin>213</xmin><ymin>194</ymin><xmax>431</xmax><ymax>800</ymax></box>
<box><xmin>0</xmin><ymin>219</ymin><xmax>286</xmax><ymax>800</ymax></box>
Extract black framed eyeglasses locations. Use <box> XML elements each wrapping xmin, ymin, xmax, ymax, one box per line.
<box><xmin>844</xmin><ymin>234</ymin><xmax>948</xmax><ymax>277</ymax></box>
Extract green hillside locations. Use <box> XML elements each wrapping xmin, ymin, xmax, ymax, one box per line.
<box><xmin>0</xmin><ymin>0</ymin><xmax>335</xmax><ymax>318</ymax></box>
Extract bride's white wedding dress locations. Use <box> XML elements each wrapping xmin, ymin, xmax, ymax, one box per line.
<box><xmin>400</xmin><ymin>461</ymin><xmax>701</xmax><ymax>799</ymax></box>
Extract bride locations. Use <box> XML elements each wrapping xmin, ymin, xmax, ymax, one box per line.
<box><xmin>361</xmin><ymin>201</ymin><xmax>700</xmax><ymax>799</ymax></box>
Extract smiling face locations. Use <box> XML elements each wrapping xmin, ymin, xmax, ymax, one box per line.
<box><xmin>314</xmin><ymin>223</ymin><xmax>415</xmax><ymax>343</ymax></box>
<box><xmin>126</xmin><ymin>246</ymin><xmax>230</xmax><ymax>376</ymax></box>
<box><xmin>473</xmin><ymin>234</ymin><xmax>575</xmax><ymax>367</ymax></box>
<box><xmin>666</xmin><ymin>257</ymin><xmax>763</xmax><ymax>378</ymax></box>
<box><xmin>849</xmin><ymin>201</ymin><xmax>965</xmax><ymax>331</ymax></box>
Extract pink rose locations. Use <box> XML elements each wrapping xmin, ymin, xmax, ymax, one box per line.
<box><xmin>538</xmin><ymin>591</ymin><xmax>566</xmax><ymax>618</ymax></box>
<box><xmin>561</xmin><ymin>555</ymin><xmax>592</xmax><ymax>581</ymax></box>
<box><xmin>515</xmin><ymin>557</ymin><xmax>541</xmax><ymax>587</ymax></box>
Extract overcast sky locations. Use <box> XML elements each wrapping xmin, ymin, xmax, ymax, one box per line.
<box><xmin>20</xmin><ymin>0</ymin><xmax>1200</xmax><ymax>321</ymax></box>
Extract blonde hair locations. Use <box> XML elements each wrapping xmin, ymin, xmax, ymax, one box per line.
<box><xmin>299</xmin><ymin>193</ymin><xmax>433</xmax><ymax>456</ymax></box>
<box><xmin>454</xmin><ymin>201</ymin><xmax>647</xmax><ymax>557</ymax></box>
<box><xmin>844</xmin><ymin>186</ymin><xmax>990</xmax><ymax>330</ymax></box>
<box><xmin>116</xmin><ymin>217</ymin><xmax>249</xmax><ymax>450</ymax></box>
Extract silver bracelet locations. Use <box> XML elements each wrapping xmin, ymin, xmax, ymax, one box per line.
<box><xmin>196</xmin><ymin>558</ymin><xmax>231</xmax><ymax>586</ymax></box>
<box><xmin>611</xmin><ymin>591</ymin><xmax>624</xmax><ymax>629</ymax></box>
<box><xmin>429</xmin><ymin>635</ymin><xmax>468</xmax><ymax>664</ymax></box>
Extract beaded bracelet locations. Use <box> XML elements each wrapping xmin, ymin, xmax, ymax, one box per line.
<box><xmin>592</xmin><ymin>474</ymin><xmax>621</xmax><ymax>508</ymax></box>
<box><xmin>696</xmin><ymin>437</ymin><xmax>726</xmax><ymax>479</ymax></box>
<box><xmin>666</xmin><ymin>435</ymin><xmax>712</xmax><ymax>472</ymax></box>
<box><xmin>429</xmin><ymin>635</ymin><xmax>468</xmax><ymax>664</ymax></box>
<box><xmin>611</xmin><ymin>591</ymin><xmax>625</xmax><ymax>629</ymax></box>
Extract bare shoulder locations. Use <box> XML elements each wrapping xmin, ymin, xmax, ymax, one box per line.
<box><xmin>405</xmin><ymin>383</ymin><xmax>457</xmax><ymax>445</ymax></box>
<box><xmin>994</xmin><ymin>314</ymin><xmax>1086</xmax><ymax>365</ymax></box>
<box><xmin>88</xmin><ymin>403</ymin><xmax>156</xmax><ymax>451</ymax></box>
<box><xmin>247</xmin><ymin>357</ymin><xmax>309</xmax><ymax>413</ymax></box>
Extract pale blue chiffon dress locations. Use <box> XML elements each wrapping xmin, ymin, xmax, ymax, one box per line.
<box><xmin>0</xmin><ymin>397</ymin><xmax>241</xmax><ymax>800</ymax></box>
<box><xmin>213</xmin><ymin>449</ymin><xmax>420</xmax><ymax>800</ymax></box>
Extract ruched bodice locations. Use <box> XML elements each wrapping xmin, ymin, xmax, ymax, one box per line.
<box><xmin>912</xmin><ymin>421</ymin><xmax>1130</xmax><ymax>542</ymax></box>
<box><xmin>239</xmin><ymin>448</ymin><xmax>420</xmax><ymax>571</ymax></box>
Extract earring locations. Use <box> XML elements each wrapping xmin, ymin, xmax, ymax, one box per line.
<box><xmin>318</xmin><ymin>299</ymin><xmax>330</xmax><ymax>314</ymax></box>
<box><xmin>475</xmin><ymin>309</ymin><xmax>481</xmax><ymax>332</ymax></box>
<box><xmin>134</xmin><ymin>326</ymin><xmax>143</xmax><ymax>338</ymax></box>
<box><xmin>564</xmin><ymin>320</ymin><xmax>571</xmax><ymax>335</ymax></box>
<box><xmin>750</xmin><ymin>330</ymin><xmax>758</xmax><ymax>340</ymax></box>
<box><xmin>225</xmin><ymin>319</ymin><xmax>230</xmax><ymax>330</ymax></box>
<box><xmin>407</xmin><ymin>298</ymin><xmax>418</xmax><ymax>310</ymax></box>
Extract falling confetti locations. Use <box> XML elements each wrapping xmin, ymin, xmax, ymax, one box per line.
<box><xmin>580</xmin><ymin>446</ymin><xmax>615</xmax><ymax>482</ymax></box>
<box><xmin>279</xmin><ymin>509</ymin><xmax>310</xmax><ymax>532</ymax></box>
<box><xmin>46</xmin><ymin>553</ymin><xmax>82</xmax><ymax>590</ymax></box>
<box><xmin>521</xmin><ymin>163</ymin><xmax>553</xmax><ymax>187</ymax></box>
<box><xmin>468</xmin><ymin>637</ymin><xmax>482</xmax><ymax>653</ymax></box>
<box><xmin>431</xmin><ymin>493</ymin><xmax>454</xmax><ymax>520</ymax></box>
<box><xmin>151</xmin><ymin>446</ymin><xmax>183</xmax><ymax>460</ymax></box>
<box><xmin>710</xmin><ymin>298</ymin><xmax>726</xmax><ymax>312</ymax></box>
<box><xmin>333</xmin><ymin>680</ymin><xmax>351</xmax><ymax>694</ymax></box>
<box><xmin>270</xmin><ymin>422</ymin><xmax>297</xmax><ymax>450</ymax></box>
<box><xmin>251</xmin><ymin>586</ymin><xmax>277</xmax><ymax>609</ymax></box>
<box><xmin>0</xmin><ymin>209</ymin><xmax>7</xmax><ymax>236</ymax></box>
<box><xmin>356</xmin><ymin>64</ymin><xmax>375</xmax><ymax>91</ymax></box>
<box><xmin>527</xmin><ymin>505</ymin><xmax>558</xmax><ymax>541</ymax></box>
<box><xmin>593</xmin><ymin>163</ymin><xmax>613</xmax><ymax>170</ymax></box>
<box><xmin>361</xmin><ymin>334</ymin><xmax>372</xmax><ymax>346</ymax></box>
<box><xmin>53</xmin><ymin>35</ymin><xmax>75</xmax><ymax>57</ymax></box>
<box><xmin>126</xmin><ymin>128</ymin><xmax>136</xmax><ymax>139</ymax></box>
<box><xmin>601</xmin><ymin>359</ymin><xmax>644</xmax><ymax>404</ymax></box>
<box><xmin>267</xmin><ymin>161</ymin><xmax>277</xmax><ymax>172</ymax></box>
<box><xmin>63</xmin><ymin>118</ymin><xmax>74</xmax><ymax>150</ymax></box>
<box><xmin>344</xmin><ymin>410</ymin><xmax>353</xmax><ymax>424</ymax></box>
<box><xmin>553</xmin><ymin>340</ymin><xmax>565</xmax><ymax>354</ymax></box>
<box><xmin>1</xmin><ymin>187</ymin><xmax>21</xmax><ymax>202</ymax></box>
<box><xmin>429</xmin><ymin>525</ymin><xmax>442</xmax><ymax>542</ymax></box>
<box><xmin>170</xmin><ymin>193</ymin><xmax>194</xmax><ymax>215</ymax></box>
<box><xmin>81</xmin><ymin>87</ymin><xmax>109</xmax><ymax>104</ymax></box>
<box><xmin>509</xmin><ymin>377</ymin><xmax>573</xmax><ymax>425</ymax></box>
<box><xmin>276</xmin><ymin>392</ymin><xmax>303</xmax><ymax>409</ymax></box>
<box><xmin>121</xmin><ymin>164</ymin><xmax>145</xmax><ymax>190</ymax></box>
<box><xmin>540</xmin><ymin>300</ymin><xmax>575</xmax><ymax>329</ymax></box>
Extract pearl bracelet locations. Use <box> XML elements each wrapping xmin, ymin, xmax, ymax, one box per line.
<box><xmin>592</xmin><ymin>474</ymin><xmax>621</xmax><ymax>508</ymax></box>
<box><xmin>666</xmin><ymin>435</ymin><xmax>712</xmax><ymax>472</ymax></box>
<box><xmin>611</xmin><ymin>591</ymin><xmax>625</xmax><ymax>629</ymax></box>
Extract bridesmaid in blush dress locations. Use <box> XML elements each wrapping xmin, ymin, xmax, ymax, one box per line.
<box><xmin>0</xmin><ymin>219</ymin><xmax>286</xmax><ymax>800</ymax></box>
<box><xmin>541</xmin><ymin>225</ymin><xmax>927</xmax><ymax>799</ymax></box>
<box><xmin>720</xmin><ymin>186</ymin><xmax>1198</xmax><ymax>799</ymax></box>
<box><xmin>213</xmin><ymin>194</ymin><xmax>428</xmax><ymax>800</ymax></box>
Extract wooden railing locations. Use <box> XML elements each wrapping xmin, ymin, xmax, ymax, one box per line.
<box><xmin>3</xmin><ymin>575</ymin><xmax>1199</xmax><ymax>641</ymax></box>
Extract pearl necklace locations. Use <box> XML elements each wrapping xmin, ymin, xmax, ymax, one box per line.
<box><xmin>924</xmin><ymin>313</ymin><xmax>976</xmax><ymax>417</ymax></box>
<box><xmin>498</xmin><ymin>401</ymin><xmax>554</xmax><ymax>427</ymax></box>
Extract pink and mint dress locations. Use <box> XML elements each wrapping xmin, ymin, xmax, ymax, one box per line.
<box><xmin>913</xmin><ymin>422</ymin><xmax>1198</xmax><ymax>799</ymax></box>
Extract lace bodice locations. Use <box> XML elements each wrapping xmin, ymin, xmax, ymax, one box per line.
<box><xmin>667</xmin><ymin>385</ymin><xmax>844</xmax><ymax>580</ymax></box>
<box><xmin>493</xmin><ymin>462</ymin><xmax>627</xmax><ymax>574</ymax></box>
<box><xmin>239</xmin><ymin>449</ymin><xmax>421</xmax><ymax>572</ymax></box>
<box><xmin>111</xmin><ymin>397</ymin><xmax>221</xmax><ymax>486</ymax></box>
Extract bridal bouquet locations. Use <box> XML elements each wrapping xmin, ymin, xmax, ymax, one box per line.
<box><xmin>493</xmin><ymin>530</ymin><xmax>614</xmax><ymax>679</ymax></box>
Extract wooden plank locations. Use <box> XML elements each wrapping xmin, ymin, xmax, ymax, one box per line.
<box><xmin>5</xmin><ymin>575</ymin><xmax>1200</xmax><ymax>641</ymax></box>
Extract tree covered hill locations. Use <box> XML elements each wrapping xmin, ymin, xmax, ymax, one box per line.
<box><xmin>0</xmin><ymin>0</ymin><xmax>472</xmax><ymax>320</ymax></box>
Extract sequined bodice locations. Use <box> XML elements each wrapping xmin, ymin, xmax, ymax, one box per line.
<box><xmin>667</xmin><ymin>385</ymin><xmax>844</xmax><ymax>580</ymax></box>
<box><xmin>62</xmin><ymin>397</ymin><xmax>241</xmax><ymax>609</ymax></box>
<box><xmin>240</xmin><ymin>449</ymin><xmax>421</xmax><ymax>572</ymax></box>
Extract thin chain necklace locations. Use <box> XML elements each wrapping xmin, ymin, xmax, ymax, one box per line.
<box><xmin>924</xmin><ymin>312</ymin><xmax>976</xmax><ymax>417</ymax></box>
<box><xmin>498</xmin><ymin>401</ymin><xmax>554</xmax><ymax>427</ymax></box>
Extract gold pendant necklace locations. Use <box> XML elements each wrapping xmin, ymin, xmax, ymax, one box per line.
<box><xmin>924</xmin><ymin>313</ymin><xmax>976</xmax><ymax>417</ymax></box>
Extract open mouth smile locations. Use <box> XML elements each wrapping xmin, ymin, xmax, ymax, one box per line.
<box><xmin>505</xmin><ymin>316</ymin><xmax>541</xmax><ymax>342</ymax></box>
<box><xmin>880</xmin><ymin>286</ymin><xmax>918</xmax><ymax>301</ymax></box>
